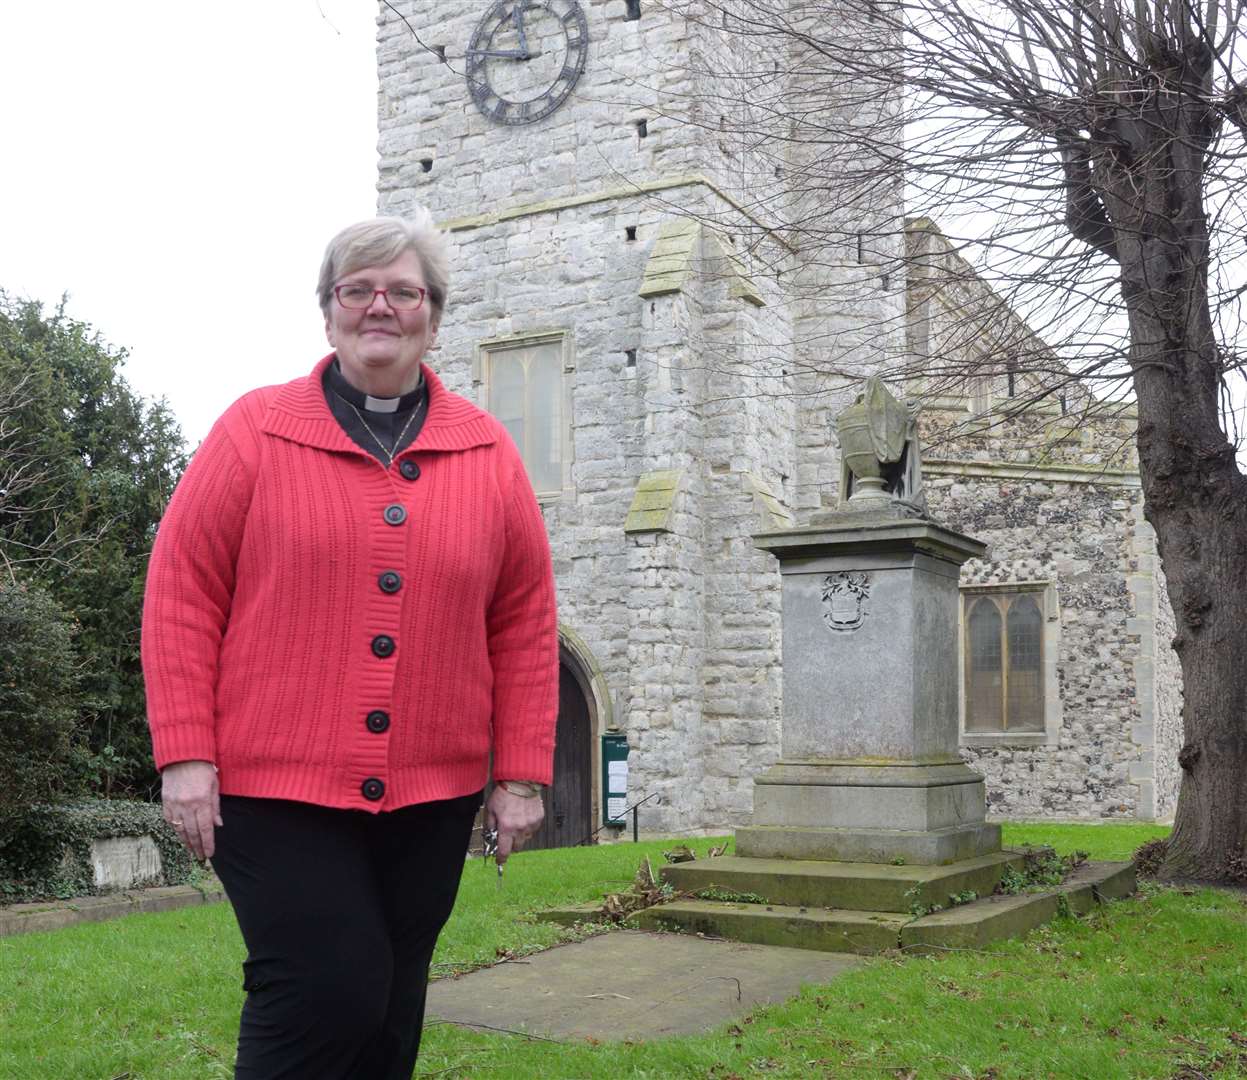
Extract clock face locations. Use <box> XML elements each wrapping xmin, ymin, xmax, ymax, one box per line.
<box><xmin>465</xmin><ymin>1</ymin><xmax>589</xmax><ymax>126</ymax></box>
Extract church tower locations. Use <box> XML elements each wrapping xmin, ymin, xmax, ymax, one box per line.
<box><xmin>375</xmin><ymin>1</ymin><xmax>915</xmax><ymax>838</ymax></box>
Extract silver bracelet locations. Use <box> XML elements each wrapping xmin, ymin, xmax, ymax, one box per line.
<box><xmin>498</xmin><ymin>780</ymin><xmax>543</xmax><ymax>798</ymax></box>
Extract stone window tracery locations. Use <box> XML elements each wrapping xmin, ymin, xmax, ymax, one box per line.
<box><xmin>964</xmin><ymin>589</ymin><xmax>1046</xmax><ymax>733</ymax></box>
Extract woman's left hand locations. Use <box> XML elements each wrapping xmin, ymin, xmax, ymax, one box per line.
<box><xmin>484</xmin><ymin>784</ymin><xmax>544</xmax><ymax>865</ymax></box>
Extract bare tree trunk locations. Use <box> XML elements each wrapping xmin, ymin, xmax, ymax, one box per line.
<box><xmin>1134</xmin><ymin>325</ymin><xmax>1247</xmax><ymax>882</ymax></box>
<box><xmin>1095</xmin><ymin>84</ymin><xmax>1247</xmax><ymax>882</ymax></box>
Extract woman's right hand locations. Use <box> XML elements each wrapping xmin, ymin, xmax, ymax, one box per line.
<box><xmin>161</xmin><ymin>760</ymin><xmax>223</xmax><ymax>862</ymax></box>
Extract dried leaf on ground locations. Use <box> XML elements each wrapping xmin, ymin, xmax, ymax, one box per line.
<box><xmin>597</xmin><ymin>856</ymin><xmax>677</xmax><ymax>923</ymax></box>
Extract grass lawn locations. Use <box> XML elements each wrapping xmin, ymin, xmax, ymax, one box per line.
<box><xmin>2</xmin><ymin>822</ymin><xmax>1244</xmax><ymax>1079</ymax></box>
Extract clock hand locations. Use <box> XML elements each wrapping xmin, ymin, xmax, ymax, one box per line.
<box><xmin>467</xmin><ymin>48</ymin><xmax>529</xmax><ymax>58</ymax></box>
<box><xmin>512</xmin><ymin>3</ymin><xmax>530</xmax><ymax>58</ymax></box>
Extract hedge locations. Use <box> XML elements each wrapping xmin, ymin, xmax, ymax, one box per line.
<box><xmin>0</xmin><ymin>580</ymin><xmax>82</xmax><ymax>839</ymax></box>
<box><xmin>0</xmin><ymin>799</ymin><xmax>193</xmax><ymax>903</ymax></box>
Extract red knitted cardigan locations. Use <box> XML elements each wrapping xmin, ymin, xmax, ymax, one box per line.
<box><xmin>141</xmin><ymin>354</ymin><xmax>558</xmax><ymax>812</ymax></box>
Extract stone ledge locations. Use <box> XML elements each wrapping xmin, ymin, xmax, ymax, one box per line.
<box><xmin>735</xmin><ymin>823</ymin><xmax>1003</xmax><ymax>866</ymax></box>
<box><xmin>0</xmin><ymin>878</ymin><xmax>226</xmax><ymax>938</ymax></box>
<box><xmin>437</xmin><ymin>173</ymin><xmax>798</xmax><ymax>253</ymax></box>
<box><xmin>633</xmin><ymin>899</ymin><xmax>907</xmax><ymax>955</ymax></box>
<box><xmin>657</xmin><ymin>850</ymin><xmax>1023</xmax><ymax>913</ymax></box>
<box><xmin>924</xmin><ymin>458</ymin><xmax>1141</xmax><ymax>486</ymax></box>
<box><xmin>900</xmin><ymin>889</ymin><xmax>1060</xmax><ymax>952</ymax></box>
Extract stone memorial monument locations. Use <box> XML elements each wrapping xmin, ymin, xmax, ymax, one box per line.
<box><xmin>737</xmin><ymin>377</ymin><xmax>998</xmax><ymax>864</ymax></box>
<box><xmin>549</xmin><ymin>377</ymin><xmax>1136</xmax><ymax>953</ymax></box>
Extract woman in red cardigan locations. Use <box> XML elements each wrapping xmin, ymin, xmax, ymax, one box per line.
<box><xmin>142</xmin><ymin>214</ymin><xmax>558</xmax><ymax>1078</ymax></box>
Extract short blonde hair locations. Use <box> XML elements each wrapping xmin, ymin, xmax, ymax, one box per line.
<box><xmin>316</xmin><ymin>211</ymin><xmax>450</xmax><ymax>317</ymax></box>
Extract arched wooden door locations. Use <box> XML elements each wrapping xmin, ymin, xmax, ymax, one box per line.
<box><xmin>527</xmin><ymin>662</ymin><xmax>593</xmax><ymax>850</ymax></box>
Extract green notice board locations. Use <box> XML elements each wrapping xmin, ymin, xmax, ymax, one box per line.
<box><xmin>601</xmin><ymin>733</ymin><xmax>630</xmax><ymax>824</ymax></box>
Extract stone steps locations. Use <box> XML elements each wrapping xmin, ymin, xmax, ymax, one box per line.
<box><xmin>631</xmin><ymin>899</ymin><xmax>908</xmax><ymax>955</ymax></box>
<box><xmin>537</xmin><ymin>861</ymin><xmax>1136</xmax><ymax>956</ymax></box>
<box><xmin>658</xmin><ymin>850</ymin><xmax>1026</xmax><ymax>913</ymax></box>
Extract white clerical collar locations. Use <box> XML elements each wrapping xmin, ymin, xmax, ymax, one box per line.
<box><xmin>326</xmin><ymin>358</ymin><xmax>424</xmax><ymax>413</ymax></box>
<box><xmin>364</xmin><ymin>394</ymin><xmax>401</xmax><ymax>413</ymax></box>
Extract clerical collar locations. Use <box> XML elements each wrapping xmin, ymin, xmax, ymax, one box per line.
<box><xmin>326</xmin><ymin>358</ymin><xmax>424</xmax><ymax>414</ymax></box>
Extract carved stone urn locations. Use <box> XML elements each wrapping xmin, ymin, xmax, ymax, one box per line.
<box><xmin>836</xmin><ymin>377</ymin><xmax>909</xmax><ymax>504</ymax></box>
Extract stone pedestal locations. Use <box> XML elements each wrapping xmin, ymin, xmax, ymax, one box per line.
<box><xmin>741</xmin><ymin>515</ymin><xmax>994</xmax><ymax>865</ymax></box>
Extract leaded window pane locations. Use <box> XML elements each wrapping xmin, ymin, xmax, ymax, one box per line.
<box><xmin>966</xmin><ymin>598</ymin><xmax>1002</xmax><ymax>732</ymax></box>
<box><xmin>491</xmin><ymin>353</ymin><xmax>526</xmax><ymax>452</ymax></box>
<box><xmin>485</xmin><ymin>339</ymin><xmax>564</xmax><ymax>494</ymax></box>
<box><xmin>1006</xmin><ymin>595</ymin><xmax>1044</xmax><ymax>730</ymax></box>
<box><xmin>527</xmin><ymin>345</ymin><xmax>562</xmax><ymax>493</ymax></box>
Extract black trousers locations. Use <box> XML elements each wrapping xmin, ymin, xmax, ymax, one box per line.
<box><xmin>211</xmin><ymin>791</ymin><xmax>481</xmax><ymax>1080</ymax></box>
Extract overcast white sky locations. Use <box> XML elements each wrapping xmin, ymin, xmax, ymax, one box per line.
<box><xmin>4</xmin><ymin>3</ymin><xmax>1244</xmax><ymax>464</ymax></box>
<box><xmin>1</xmin><ymin>2</ymin><xmax>379</xmax><ymax>445</ymax></box>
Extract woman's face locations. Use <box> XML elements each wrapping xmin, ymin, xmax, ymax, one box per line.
<box><xmin>324</xmin><ymin>249</ymin><xmax>439</xmax><ymax>395</ymax></box>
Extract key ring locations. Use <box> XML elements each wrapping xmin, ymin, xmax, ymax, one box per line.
<box><xmin>482</xmin><ymin>827</ymin><xmax>504</xmax><ymax>889</ymax></box>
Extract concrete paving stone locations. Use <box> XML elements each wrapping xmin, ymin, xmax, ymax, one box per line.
<box><xmin>426</xmin><ymin>929</ymin><xmax>865</xmax><ymax>1042</ymax></box>
<box><xmin>1060</xmin><ymin>879</ymin><xmax>1098</xmax><ymax>916</ymax></box>
<box><xmin>126</xmin><ymin>885</ymin><xmax>205</xmax><ymax>914</ymax></box>
<box><xmin>0</xmin><ymin>908</ymin><xmax>77</xmax><ymax>937</ymax></box>
<box><xmin>3</xmin><ymin>901</ymin><xmax>66</xmax><ymax>915</ymax></box>
<box><xmin>1054</xmin><ymin>861</ymin><xmax>1136</xmax><ymax>914</ymax></box>
<box><xmin>64</xmin><ymin>895</ymin><xmax>136</xmax><ymax>924</ymax></box>
<box><xmin>195</xmin><ymin>879</ymin><xmax>227</xmax><ymax>903</ymax></box>
<box><xmin>1086</xmin><ymin>861</ymin><xmax>1136</xmax><ymax>900</ymax></box>
<box><xmin>537</xmin><ymin>900</ymin><xmax>607</xmax><ymax>927</ymax></box>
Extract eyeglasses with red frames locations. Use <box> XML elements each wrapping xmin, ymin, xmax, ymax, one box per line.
<box><xmin>334</xmin><ymin>283</ymin><xmax>428</xmax><ymax>311</ymax></box>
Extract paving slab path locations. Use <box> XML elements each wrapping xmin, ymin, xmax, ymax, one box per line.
<box><xmin>425</xmin><ymin>929</ymin><xmax>864</xmax><ymax>1042</ymax></box>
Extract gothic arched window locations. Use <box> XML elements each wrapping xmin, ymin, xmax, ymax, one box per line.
<box><xmin>964</xmin><ymin>590</ymin><xmax>1046</xmax><ymax>733</ymax></box>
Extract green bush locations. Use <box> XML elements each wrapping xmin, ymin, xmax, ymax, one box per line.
<box><xmin>0</xmin><ymin>580</ymin><xmax>82</xmax><ymax>844</ymax></box>
<box><xmin>0</xmin><ymin>294</ymin><xmax>187</xmax><ymax>799</ymax></box>
<box><xmin>0</xmin><ymin>799</ymin><xmax>192</xmax><ymax>903</ymax></box>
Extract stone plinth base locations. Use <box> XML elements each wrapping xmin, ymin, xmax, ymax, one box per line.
<box><xmin>743</xmin><ymin>759</ymin><xmax>999</xmax><ymax>865</ymax></box>
<box><xmin>735</xmin><ymin>822</ymin><xmax>1001</xmax><ymax>865</ymax></box>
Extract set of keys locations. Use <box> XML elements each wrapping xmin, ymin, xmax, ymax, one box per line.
<box><xmin>482</xmin><ymin>826</ymin><xmax>504</xmax><ymax>890</ymax></box>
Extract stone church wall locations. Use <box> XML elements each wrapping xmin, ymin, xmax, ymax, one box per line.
<box><xmin>372</xmin><ymin>194</ymin><xmax>797</xmax><ymax>832</ymax></box>
<box><xmin>375</xmin><ymin>2</ymin><xmax>1181</xmax><ymax>832</ymax></box>
<box><xmin>696</xmin><ymin>242</ymin><xmax>793</xmax><ymax>825</ymax></box>
<box><xmin>1150</xmin><ymin>553</ymin><xmax>1183</xmax><ymax>818</ymax></box>
<box><xmin>926</xmin><ymin>465</ymin><xmax>1153</xmax><ymax>817</ymax></box>
<box><xmin>375</xmin><ymin>1</ymin><xmax>808</xmax><ymax>832</ymax></box>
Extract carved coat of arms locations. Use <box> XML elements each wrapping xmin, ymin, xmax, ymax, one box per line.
<box><xmin>821</xmin><ymin>571</ymin><xmax>871</xmax><ymax>632</ymax></box>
